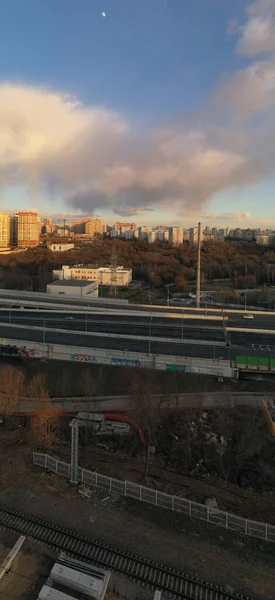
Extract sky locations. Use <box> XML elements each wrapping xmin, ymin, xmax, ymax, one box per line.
<box><xmin>0</xmin><ymin>0</ymin><xmax>275</xmax><ymax>228</ymax></box>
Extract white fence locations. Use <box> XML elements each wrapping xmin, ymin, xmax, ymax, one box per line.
<box><xmin>33</xmin><ymin>452</ymin><xmax>275</xmax><ymax>544</ymax></box>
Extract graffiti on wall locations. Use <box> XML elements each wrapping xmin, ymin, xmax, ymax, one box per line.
<box><xmin>20</xmin><ymin>346</ymin><xmax>36</xmax><ymax>357</ymax></box>
<box><xmin>165</xmin><ymin>364</ymin><xmax>185</xmax><ymax>372</ymax></box>
<box><xmin>72</xmin><ymin>354</ymin><xmax>97</xmax><ymax>363</ymax></box>
<box><xmin>111</xmin><ymin>358</ymin><xmax>140</xmax><ymax>367</ymax></box>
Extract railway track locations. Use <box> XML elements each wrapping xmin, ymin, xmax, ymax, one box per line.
<box><xmin>0</xmin><ymin>504</ymin><xmax>253</xmax><ymax>600</ymax></box>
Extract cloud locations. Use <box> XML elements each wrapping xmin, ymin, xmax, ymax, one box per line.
<box><xmin>1</xmin><ymin>18</ymin><xmax>275</xmax><ymax>224</ymax></box>
<box><xmin>203</xmin><ymin>212</ymin><xmax>251</xmax><ymax>221</ymax></box>
<box><xmin>236</xmin><ymin>0</ymin><xmax>275</xmax><ymax>56</ymax></box>
<box><xmin>216</xmin><ymin>58</ymin><xmax>275</xmax><ymax>114</ymax></box>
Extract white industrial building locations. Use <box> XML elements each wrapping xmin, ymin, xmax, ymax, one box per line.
<box><xmin>47</xmin><ymin>279</ymin><xmax>98</xmax><ymax>298</ymax></box>
<box><xmin>47</xmin><ymin>243</ymin><xmax>75</xmax><ymax>252</ymax></box>
<box><xmin>53</xmin><ymin>264</ymin><xmax>132</xmax><ymax>286</ymax></box>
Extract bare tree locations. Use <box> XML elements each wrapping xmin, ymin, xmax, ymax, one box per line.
<box><xmin>130</xmin><ymin>370</ymin><xmax>161</xmax><ymax>479</ymax></box>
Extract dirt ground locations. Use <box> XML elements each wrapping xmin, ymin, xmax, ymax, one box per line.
<box><xmin>0</xmin><ymin>544</ymin><xmax>50</xmax><ymax>600</ymax></box>
<box><xmin>0</xmin><ymin>540</ymin><xmax>122</xmax><ymax>600</ymax></box>
<box><xmin>0</xmin><ymin>446</ymin><xmax>274</xmax><ymax>599</ymax></box>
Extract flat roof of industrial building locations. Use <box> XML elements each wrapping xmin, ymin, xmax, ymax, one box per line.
<box><xmin>49</xmin><ymin>279</ymin><xmax>94</xmax><ymax>287</ymax></box>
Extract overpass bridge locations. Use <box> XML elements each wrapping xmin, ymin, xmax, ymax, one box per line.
<box><xmin>0</xmin><ymin>290</ymin><xmax>275</xmax><ymax>378</ymax></box>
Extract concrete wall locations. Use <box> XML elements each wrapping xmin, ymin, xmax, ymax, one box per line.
<box><xmin>0</xmin><ymin>336</ymin><xmax>238</xmax><ymax>379</ymax></box>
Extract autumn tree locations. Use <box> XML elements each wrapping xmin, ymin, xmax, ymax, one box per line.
<box><xmin>0</xmin><ymin>366</ymin><xmax>24</xmax><ymax>415</ymax></box>
<box><xmin>28</xmin><ymin>373</ymin><xmax>59</xmax><ymax>448</ymax></box>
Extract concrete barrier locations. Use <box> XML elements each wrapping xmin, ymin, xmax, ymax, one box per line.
<box><xmin>15</xmin><ymin>392</ymin><xmax>264</xmax><ymax>414</ymax></box>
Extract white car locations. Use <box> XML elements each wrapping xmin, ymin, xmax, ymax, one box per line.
<box><xmin>65</xmin><ymin>316</ymin><xmax>74</xmax><ymax>320</ymax></box>
<box><xmin>242</xmin><ymin>314</ymin><xmax>254</xmax><ymax>320</ymax></box>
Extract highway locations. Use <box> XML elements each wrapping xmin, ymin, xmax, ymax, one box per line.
<box><xmin>1</xmin><ymin>321</ymin><xmax>275</xmax><ymax>362</ymax></box>
<box><xmin>1</xmin><ymin>310</ymin><xmax>275</xmax><ymax>349</ymax></box>
<box><xmin>2</xmin><ymin>289</ymin><xmax>275</xmax><ymax>326</ymax></box>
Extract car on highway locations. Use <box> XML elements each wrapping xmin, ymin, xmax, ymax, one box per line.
<box><xmin>242</xmin><ymin>314</ymin><xmax>254</xmax><ymax>319</ymax></box>
<box><xmin>64</xmin><ymin>316</ymin><xmax>74</xmax><ymax>320</ymax></box>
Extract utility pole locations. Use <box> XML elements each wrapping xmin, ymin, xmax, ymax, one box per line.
<box><xmin>196</xmin><ymin>222</ymin><xmax>201</xmax><ymax>308</ymax></box>
<box><xmin>108</xmin><ymin>245</ymin><xmax>118</xmax><ymax>297</ymax></box>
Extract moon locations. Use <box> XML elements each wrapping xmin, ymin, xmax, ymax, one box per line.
<box><xmin>101</xmin><ymin>12</ymin><xmax>106</xmax><ymax>17</ymax></box>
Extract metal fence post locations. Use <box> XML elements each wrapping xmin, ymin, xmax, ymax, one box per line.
<box><xmin>69</xmin><ymin>419</ymin><xmax>79</xmax><ymax>485</ymax></box>
<box><xmin>55</xmin><ymin>458</ymin><xmax>58</xmax><ymax>474</ymax></box>
<box><xmin>95</xmin><ymin>472</ymin><xmax>98</xmax><ymax>488</ymax></box>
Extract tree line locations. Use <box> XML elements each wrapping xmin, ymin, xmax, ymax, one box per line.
<box><xmin>1</xmin><ymin>239</ymin><xmax>275</xmax><ymax>292</ymax></box>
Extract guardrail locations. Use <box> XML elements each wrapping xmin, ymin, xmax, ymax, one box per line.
<box><xmin>33</xmin><ymin>452</ymin><xmax>275</xmax><ymax>544</ymax></box>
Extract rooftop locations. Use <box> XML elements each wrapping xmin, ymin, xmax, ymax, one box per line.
<box><xmin>50</xmin><ymin>279</ymin><xmax>94</xmax><ymax>288</ymax></box>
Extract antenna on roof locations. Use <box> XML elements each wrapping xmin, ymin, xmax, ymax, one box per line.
<box><xmin>108</xmin><ymin>245</ymin><xmax>118</xmax><ymax>297</ymax></box>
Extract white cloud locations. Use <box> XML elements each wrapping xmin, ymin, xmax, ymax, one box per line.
<box><xmin>237</xmin><ymin>0</ymin><xmax>275</xmax><ymax>56</ymax></box>
<box><xmin>0</xmin><ymin>73</ymin><xmax>275</xmax><ymax>218</ymax></box>
<box><xmin>216</xmin><ymin>58</ymin><xmax>275</xmax><ymax>114</ymax></box>
<box><xmin>203</xmin><ymin>212</ymin><xmax>251</xmax><ymax>221</ymax></box>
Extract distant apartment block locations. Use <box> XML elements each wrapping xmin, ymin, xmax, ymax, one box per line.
<box><xmin>168</xmin><ymin>227</ymin><xmax>183</xmax><ymax>246</ymax></box>
<box><xmin>16</xmin><ymin>211</ymin><xmax>41</xmax><ymax>247</ymax></box>
<box><xmin>53</xmin><ymin>264</ymin><xmax>132</xmax><ymax>286</ymax></box>
<box><xmin>70</xmin><ymin>217</ymin><xmax>105</xmax><ymax>237</ymax></box>
<box><xmin>0</xmin><ymin>212</ymin><xmax>11</xmax><ymax>248</ymax></box>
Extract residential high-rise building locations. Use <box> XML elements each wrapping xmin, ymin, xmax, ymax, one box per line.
<box><xmin>43</xmin><ymin>217</ymin><xmax>55</xmax><ymax>234</ymax></box>
<box><xmin>0</xmin><ymin>212</ymin><xmax>11</xmax><ymax>248</ymax></box>
<box><xmin>84</xmin><ymin>218</ymin><xmax>104</xmax><ymax>236</ymax></box>
<box><xmin>189</xmin><ymin>227</ymin><xmax>199</xmax><ymax>246</ymax></box>
<box><xmin>168</xmin><ymin>227</ymin><xmax>183</xmax><ymax>246</ymax></box>
<box><xmin>17</xmin><ymin>211</ymin><xmax>41</xmax><ymax>247</ymax></box>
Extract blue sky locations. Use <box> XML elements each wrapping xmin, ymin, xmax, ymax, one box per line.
<box><xmin>0</xmin><ymin>0</ymin><xmax>275</xmax><ymax>227</ymax></box>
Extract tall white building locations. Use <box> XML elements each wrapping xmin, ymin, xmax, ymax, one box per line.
<box><xmin>168</xmin><ymin>227</ymin><xmax>183</xmax><ymax>246</ymax></box>
<box><xmin>148</xmin><ymin>231</ymin><xmax>156</xmax><ymax>243</ymax></box>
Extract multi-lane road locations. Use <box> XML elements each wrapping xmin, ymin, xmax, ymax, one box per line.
<box><xmin>1</xmin><ymin>309</ymin><xmax>275</xmax><ymax>361</ymax></box>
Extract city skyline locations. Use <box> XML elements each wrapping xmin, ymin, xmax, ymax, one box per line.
<box><xmin>0</xmin><ymin>0</ymin><xmax>275</xmax><ymax>225</ymax></box>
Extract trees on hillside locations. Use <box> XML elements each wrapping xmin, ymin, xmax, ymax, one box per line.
<box><xmin>1</xmin><ymin>239</ymin><xmax>275</xmax><ymax>292</ymax></box>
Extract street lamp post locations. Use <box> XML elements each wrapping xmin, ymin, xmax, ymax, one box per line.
<box><xmin>43</xmin><ymin>313</ymin><xmax>46</xmax><ymax>344</ymax></box>
<box><xmin>149</xmin><ymin>316</ymin><xmax>152</xmax><ymax>354</ymax></box>
<box><xmin>181</xmin><ymin>310</ymin><xmax>184</xmax><ymax>340</ymax></box>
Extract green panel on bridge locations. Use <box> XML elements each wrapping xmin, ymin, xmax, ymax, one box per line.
<box><xmin>247</xmin><ymin>356</ymin><xmax>259</xmax><ymax>366</ymax></box>
<box><xmin>258</xmin><ymin>357</ymin><xmax>269</xmax><ymax>367</ymax></box>
<box><xmin>236</xmin><ymin>355</ymin><xmax>247</xmax><ymax>365</ymax></box>
<box><xmin>270</xmin><ymin>359</ymin><xmax>275</xmax><ymax>368</ymax></box>
<box><xmin>166</xmin><ymin>364</ymin><xmax>186</xmax><ymax>372</ymax></box>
